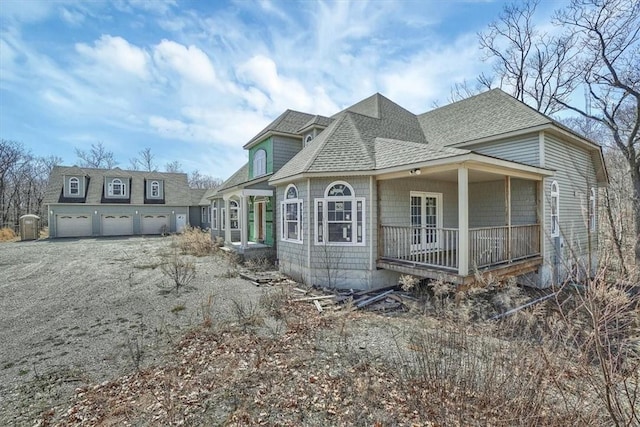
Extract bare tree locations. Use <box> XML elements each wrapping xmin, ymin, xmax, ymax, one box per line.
<box><xmin>478</xmin><ymin>0</ymin><xmax>578</xmax><ymax>114</ymax></box>
<box><xmin>553</xmin><ymin>0</ymin><xmax>640</xmax><ymax>265</ymax></box>
<box><xmin>188</xmin><ymin>169</ymin><xmax>222</xmax><ymax>189</ymax></box>
<box><xmin>75</xmin><ymin>142</ymin><xmax>117</xmax><ymax>169</ymax></box>
<box><xmin>164</xmin><ymin>160</ymin><xmax>183</xmax><ymax>173</ymax></box>
<box><xmin>0</xmin><ymin>140</ymin><xmax>61</xmax><ymax>229</ymax></box>
<box><xmin>129</xmin><ymin>147</ymin><xmax>157</xmax><ymax>172</ymax></box>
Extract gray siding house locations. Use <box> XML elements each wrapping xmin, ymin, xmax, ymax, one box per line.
<box><xmin>44</xmin><ymin>166</ymin><xmax>196</xmax><ymax>238</ymax></box>
<box><xmin>214</xmin><ymin>89</ymin><xmax>608</xmax><ymax>289</ymax></box>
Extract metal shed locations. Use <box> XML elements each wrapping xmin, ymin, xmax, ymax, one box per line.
<box><xmin>19</xmin><ymin>214</ymin><xmax>40</xmax><ymax>241</ymax></box>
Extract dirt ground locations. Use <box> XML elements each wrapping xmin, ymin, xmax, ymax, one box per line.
<box><xmin>0</xmin><ymin>236</ymin><xmax>263</xmax><ymax>425</ymax></box>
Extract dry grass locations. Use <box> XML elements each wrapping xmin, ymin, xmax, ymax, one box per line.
<box><xmin>44</xmin><ymin>266</ymin><xmax>639</xmax><ymax>426</ymax></box>
<box><xmin>176</xmin><ymin>226</ymin><xmax>214</xmax><ymax>256</ymax></box>
<box><xmin>0</xmin><ymin>227</ymin><xmax>17</xmax><ymax>241</ymax></box>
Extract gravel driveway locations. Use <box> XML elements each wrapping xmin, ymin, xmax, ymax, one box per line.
<box><xmin>0</xmin><ymin>236</ymin><xmax>264</xmax><ymax>425</ymax></box>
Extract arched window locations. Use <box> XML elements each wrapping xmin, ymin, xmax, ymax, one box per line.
<box><xmin>150</xmin><ymin>180</ymin><xmax>160</xmax><ymax>198</ymax></box>
<box><xmin>304</xmin><ymin>134</ymin><xmax>313</xmax><ymax>147</ymax></box>
<box><xmin>109</xmin><ymin>178</ymin><xmax>125</xmax><ymax>197</ymax></box>
<box><xmin>69</xmin><ymin>177</ymin><xmax>79</xmax><ymax>195</ymax></box>
<box><xmin>589</xmin><ymin>187</ymin><xmax>596</xmax><ymax>232</ymax></box>
<box><xmin>281</xmin><ymin>184</ymin><xmax>302</xmax><ymax>242</ymax></box>
<box><xmin>315</xmin><ymin>181</ymin><xmax>365</xmax><ymax>245</ymax></box>
<box><xmin>550</xmin><ymin>181</ymin><xmax>559</xmax><ymax>237</ymax></box>
<box><xmin>253</xmin><ymin>149</ymin><xmax>266</xmax><ymax>177</ymax></box>
<box><xmin>229</xmin><ymin>200</ymin><xmax>239</xmax><ymax>230</ymax></box>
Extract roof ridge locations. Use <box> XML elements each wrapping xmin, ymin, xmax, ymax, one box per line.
<box><xmin>418</xmin><ymin>88</ymin><xmax>501</xmax><ymax>117</ymax></box>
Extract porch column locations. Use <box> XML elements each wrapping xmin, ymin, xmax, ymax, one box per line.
<box><xmin>224</xmin><ymin>198</ymin><xmax>231</xmax><ymax>244</ymax></box>
<box><xmin>458</xmin><ymin>167</ymin><xmax>469</xmax><ymax>276</ymax></box>
<box><xmin>240</xmin><ymin>195</ymin><xmax>248</xmax><ymax>249</ymax></box>
<box><xmin>506</xmin><ymin>176</ymin><xmax>512</xmax><ymax>261</ymax></box>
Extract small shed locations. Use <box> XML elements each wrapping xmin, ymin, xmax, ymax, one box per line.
<box><xmin>20</xmin><ymin>214</ymin><xmax>40</xmax><ymax>241</ymax></box>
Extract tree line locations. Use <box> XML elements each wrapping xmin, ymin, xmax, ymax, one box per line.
<box><xmin>0</xmin><ymin>140</ymin><xmax>221</xmax><ymax>230</ymax></box>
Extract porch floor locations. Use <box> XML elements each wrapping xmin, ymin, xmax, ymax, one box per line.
<box><xmin>377</xmin><ymin>255</ymin><xmax>542</xmax><ymax>286</ymax></box>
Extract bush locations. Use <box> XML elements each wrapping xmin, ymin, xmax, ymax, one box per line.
<box><xmin>176</xmin><ymin>226</ymin><xmax>214</xmax><ymax>256</ymax></box>
<box><xmin>0</xmin><ymin>227</ymin><xmax>17</xmax><ymax>241</ymax></box>
<box><xmin>160</xmin><ymin>246</ymin><xmax>196</xmax><ymax>294</ymax></box>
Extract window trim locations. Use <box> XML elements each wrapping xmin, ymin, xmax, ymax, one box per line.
<box><xmin>315</xmin><ymin>181</ymin><xmax>365</xmax><ymax>246</ymax></box>
<box><xmin>550</xmin><ymin>180</ymin><xmax>559</xmax><ymax>238</ymax></box>
<box><xmin>201</xmin><ymin>206</ymin><xmax>208</xmax><ymax>223</ymax></box>
<box><xmin>253</xmin><ymin>149</ymin><xmax>267</xmax><ymax>178</ymax></box>
<box><xmin>150</xmin><ymin>180</ymin><xmax>160</xmax><ymax>198</ymax></box>
<box><xmin>211</xmin><ymin>201</ymin><xmax>218</xmax><ymax>230</ymax></box>
<box><xmin>228</xmin><ymin>200</ymin><xmax>240</xmax><ymax>230</ymax></box>
<box><xmin>281</xmin><ymin>184</ymin><xmax>303</xmax><ymax>244</ymax></box>
<box><xmin>589</xmin><ymin>187</ymin><xmax>596</xmax><ymax>232</ymax></box>
<box><xmin>108</xmin><ymin>178</ymin><xmax>126</xmax><ymax>197</ymax></box>
<box><xmin>69</xmin><ymin>177</ymin><xmax>80</xmax><ymax>196</ymax></box>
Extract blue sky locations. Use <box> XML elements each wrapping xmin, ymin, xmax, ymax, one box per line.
<box><xmin>0</xmin><ymin>0</ymin><xmax>562</xmax><ymax>179</ymax></box>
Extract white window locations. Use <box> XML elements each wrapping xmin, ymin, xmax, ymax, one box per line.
<box><xmin>69</xmin><ymin>177</ymin><xmax>79</xmax><ymax>195</ymax></box>
<box><xmin>550</xmin><ymin>181</ymin><xmax>559</xmax><ymax>237</ymax></box>
<box><xmin>229</xmin><ymin>200</ymin><xmax>239</xmax><ymax>229</ymax></box>
<box><xmin>221</xmin><ymin>206</ymin><xmax>226</xmax><ymax>230</ymax></box>
<box><xmin>108</xmin><ymin>178</ymin><xmax>126</xmax><ymax>197</ymax></box>
<box><xmin>211</xmin><ymin>201</ymin><xmax>218</xmax><ymax>230</ymax></box>
<box><xmin>201</xmin><ymin>206</ymin><xmax>208</xmax><ymax>223</ymax></box>
<box><xmin>315</xmin><ymin>181</ymin><xmax>365</xmax><ymax>245</ymax></box>
<box><xmin>589</xmin><ymin>187</ymin><xmax>596</xmax><ymax>232</ymax></box>
<box><xmin>253</xmin><ymin>149</ymin><xmax>266</xmax><ymax>177</ymax></box>
<box><xmin>281</xmin><ymin>184</ymin><xmax>303</xmax><ymax>243</ymax></box>
<box><xmin>150</xmin><ymin>180</ymin><xmax>160</xmax><ymax>198</ymax></box>
<box><xmin>304</xmin><ymin>134</ymin><xmax>313</xmax><ymax>147</ymax></box>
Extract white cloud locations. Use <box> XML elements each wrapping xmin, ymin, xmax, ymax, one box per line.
<box><xmin>75</xmin><ymin>35</ymin><xmax>150</xmax><ymax>80</ymax></box>
<box><xmin>153</xmin><ymin>40</ymin><xmax>217</xmax><ymax>87</ymax></box>
<box><xmin>60</xmin><ymin>7</ymin><xmax>85</xmax><ymax>25</ymax></box>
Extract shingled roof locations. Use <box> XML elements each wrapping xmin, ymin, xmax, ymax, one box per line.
<box><xmin>417</xmin><ymin>89</ymin><xmax>552</xmax><ymax>146</ymax></box>
<box><xmin>43</xmin><ymin>166</ymin><xmax>191</xmax><ymax>206</ymax></box>
<box><xmin>243</xmin><ymin>110</ymin><xmax>316</xmax><ymax>149</ymax></box>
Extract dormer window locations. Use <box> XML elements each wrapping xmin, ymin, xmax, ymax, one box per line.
<box><xmin>304</xmin><ymin>134</ymin><xmax>313</xmax><ymax>147</ymax></box>
<box><xmin>151</xmin><ymin>181</ymin><xmax>160</xmax><ymax>197</ymax></box>
<box><xmin>69</xmin><ymin>177</ymin><xmax>79</xmax><ymax>195</ymax></box>
<box><xmin>253</xmin><ymin>149</ymin><xmax>266</xmax><ymax>177</ymax></box>
<box><xmin>108</xmin><ymin>178</ymin><xmax>126</xmax><ymax>197</ymax></box>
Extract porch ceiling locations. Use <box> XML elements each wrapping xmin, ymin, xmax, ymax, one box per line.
<box><xmin>411</xmin><ymin>168</ymin><xmax>505</xmax><ymax>183</ymax></box>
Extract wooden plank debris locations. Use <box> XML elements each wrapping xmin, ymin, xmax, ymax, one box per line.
<box><xmin>313</xmin><ymin>300</ymin><xmax>323</xmax><ymax>312</ymax></box>
<box><xmin>292</xmin><ymin>295</ymin><xmax>336</xmax><ymax>302</ymax></box>
<box><xmin>355</xmin><ymin>290</ymin><xmax>395</xmax><ymax>309</ymax></box>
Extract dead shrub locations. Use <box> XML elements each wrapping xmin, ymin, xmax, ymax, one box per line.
<box><xmin>244</xmin><ymin>256</ymin><xmax>275</xmax><ymax>272</ymax></box>
<box><xmin>159</xmin><ymin>246</ymin><xmax>196</xmax><ymax>294</ymax></box>
<box><xmin>0</xmin><ymin>227</ymin><xmax>17</xmax><ymax>241</ymax></box>
<box><xmin>176</xmin><ymin>226</ymin><xmax>214</xmax><ymax>256</ymax></box>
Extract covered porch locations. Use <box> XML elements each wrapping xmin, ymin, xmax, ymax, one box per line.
<box><xmin>376</xmin><ymin>157</ymin><xmax>552</xmax><ymax>285</ymax></box>
<box><xmin>221</xmin><ymin>188</ymin><xmax>275</xmax><ymax>256</ymax></box>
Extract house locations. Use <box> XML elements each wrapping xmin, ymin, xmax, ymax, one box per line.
<box><xmin>44</xmin><ymin>166</ymin><xmax>196</xmax><ymax>238</ymax></box>
<box><xmin>188</xmin><ymin>188</ymin><xmax>213</xmax><ymax>230</ymax></box>
<box><xmin>208</xmin><ymin>89</ymin><xmax>608</xmax><ymax>289</ymax></box>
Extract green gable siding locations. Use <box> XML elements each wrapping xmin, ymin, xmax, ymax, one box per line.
<box><xmin>248</xmin><ymin>138</ymin><xmax>273</xmax><ymax>178</ymax></box>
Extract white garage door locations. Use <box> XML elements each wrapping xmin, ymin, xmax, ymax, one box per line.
<box><xmin>101</xmin><ymin>215</ymin><xmax>133</xmax><ymax>236</ymax></box>
<box><xmin>141</xmin><ymin>214</ymin><xmax>170</xmax><ymax>235</ymax></box>
<box><xmin>56</xmin><ymin>214</ymin><xmax>92</xmax><ymax>237</ymax></box>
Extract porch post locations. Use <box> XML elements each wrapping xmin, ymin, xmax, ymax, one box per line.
<box><xmin>458</xmin><ymin>167</ymin><xmax>469</xmax><ymax>276</ymax></box>
<box><xmin>224</xmin><ymin>198</ymin><xmax>231</xmax><ymax>244</ymax></box>
<box><xmin>240</xmin><ymin>195</ymin><xmax>248</xmax><ymax>249</ymax></box>
<box><xmin>506</xmin><ymin>176</ymin><xmax>512</xmax><ymax>261</ymax></box>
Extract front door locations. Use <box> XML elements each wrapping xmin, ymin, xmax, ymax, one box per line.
<box><xmin>410</xmin><ymin>192</ymin><xmax>442</xmax><ymax>252</ymax></box>
<box><xmin>176</xmin><ymin>213</ymin><xmax>187</xmax><ymax>233</ymax></box>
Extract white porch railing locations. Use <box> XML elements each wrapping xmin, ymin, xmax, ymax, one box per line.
<box><xmin>469</xmin><ymin>224</ymin><xmax>540</xmax><ymax>268</ymax></box>
<box><xmin>380</xmin><ymin>226</ymin><xmax>459</xmax><ymax>270</ymax></box>
<box><xmin>380</xmin><ymin>224</ymin><xmax>540</xmax><ymax>272</ymax></box>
